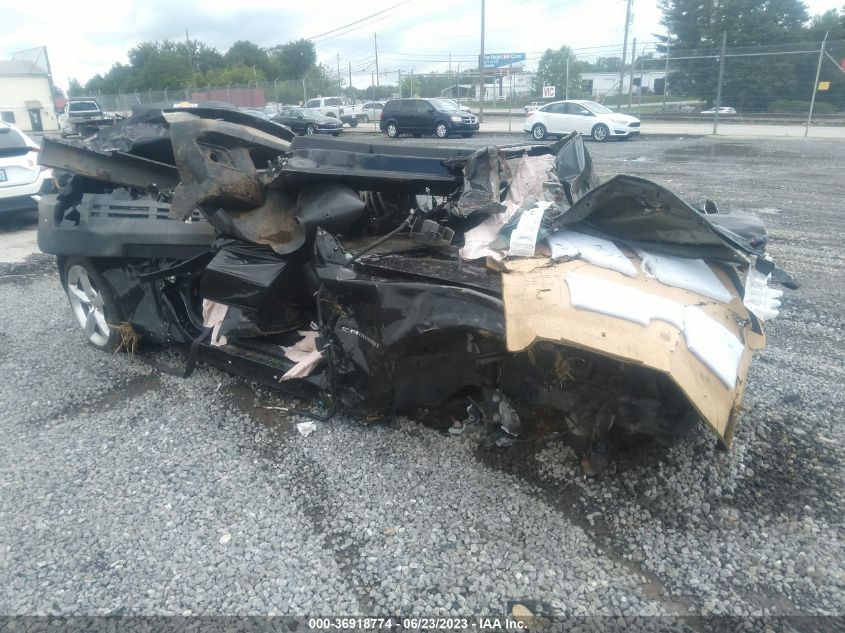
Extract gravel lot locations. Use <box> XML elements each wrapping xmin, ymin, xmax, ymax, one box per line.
<box><xmin>0</xmin><ymin>134</ymin><xmax>842</xmax><ymax>627</ymax></box>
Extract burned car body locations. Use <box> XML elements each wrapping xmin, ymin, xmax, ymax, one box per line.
<box><xmin>37</xmin><ymin>106</ymin><xmax>794</xmax><ymax>455</ymax></box>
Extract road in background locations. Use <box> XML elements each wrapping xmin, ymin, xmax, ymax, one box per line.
<box><xmin>350</xmin><ymin>119</ymin><xmax>845</xmax><ymax>138</ymax></box>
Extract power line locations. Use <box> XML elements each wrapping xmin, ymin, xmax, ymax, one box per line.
<box><xmin>307</xmin><ymin>0</ymin><xmax>412</xmax><ymax>42</ymax></box>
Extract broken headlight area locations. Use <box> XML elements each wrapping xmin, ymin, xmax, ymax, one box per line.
<box><xmin>36</xmin><ymin>106</ymin><xmax>796</xmax><ymax>462</ymax></box>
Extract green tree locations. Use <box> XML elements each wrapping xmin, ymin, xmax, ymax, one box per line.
<box><xmin>659</xmin><ymin>0</ymin><xmax>811</xmax><ymax>110</ymax></box>
<box><xmin>267</xmin><ymin>39</ymin><xmax>317</xmax><ymax>79</ymax></box>
<box><xmin>206</xmin><ymin>64</ymin><xmax>266</xmax><ymax>86</ymax></box>
<box><xmin>535</xmin><ymin>46</ymin><xmax>587</xmax><ymax>98</ymax></box>
<box><xmin>224</xmin><ymin>40</ymin><xmax>269</xmax><ymax>75</ymax></box>
<box><xmin>586</xmin><ymin>57</ymin><xmax>623</xmax><ymax>72</ymax></box>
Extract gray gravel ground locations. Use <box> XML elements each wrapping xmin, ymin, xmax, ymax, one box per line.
<box><xmin>0</xmin><ymin>134</ymin><xmax>842</xmax><ymax>628</ymax></box>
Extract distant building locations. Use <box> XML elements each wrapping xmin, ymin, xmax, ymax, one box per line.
<box><xmin>441</xmin><ymin>71</ymin><xmax>536</xmax><ymax>100</ymax></box>
<box><xmin>0</xmin><ymin>58</ymin><xmax>59</xmax><ymax>132</ymax></box>
<box><xmin>580</xmin><ymin>71</ymin><xmax>667</xmax><ymax>98</ymax></box>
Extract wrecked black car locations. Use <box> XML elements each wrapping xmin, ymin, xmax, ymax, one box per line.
<box><xmin>36</xmin><ymin>105</ymin><xmax>794</xmax><ymax>456</ymax></box>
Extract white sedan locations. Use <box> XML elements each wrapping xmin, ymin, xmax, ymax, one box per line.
<box><xmin>701</xmin><ymin>106</ymin><xmax>737</xmax><ymax>114</ymax></box>
<box><xmin>0</xmin><ymin>122</ymin><xmax>53</xmax><ymax>216</ymax></box>
<box><xmin>523</xmin><ymin>99</ymin><xmax>641</xmax><ymax>142</ymax></box>
<box><xmin>359</xmin><ymin>101</ymin><xmax>385</xmax><ymax>123</ymax></box>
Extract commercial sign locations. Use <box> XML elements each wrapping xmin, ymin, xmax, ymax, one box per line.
<box><xmin>483</xmin><ymin>53</ymin><xmax>526</xmax><ymax>68</ymax></box>
<box><xmin>542</xmin><ymin>85</ymin><xmax>556</xmax><ymax>98</ymax></box>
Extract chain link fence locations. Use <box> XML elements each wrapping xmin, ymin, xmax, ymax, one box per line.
<box><xmin>68</xmin><ymin>39</ymin><xmax>845</xmax><ymax>133</ymax></box>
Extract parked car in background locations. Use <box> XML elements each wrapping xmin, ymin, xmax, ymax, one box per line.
<box><xmin>524</xmin><ymin>99</ymin><xmax>640</xmax><ymax>141</ymax></box>
<box><xmin>58</xmin><ymin>100</ymin><xmax>115</xmax><ymax>138</ymax></box>
<box><xmin>304</xmin><ymin>97</ymin><xmax>366</xmax><ymax>127</ymax></box>
<box><xmin>701</xmin><ymin>106</ymin><xmax>737</xmax><ymax>114</ymax></box>
<box><xmin>272</xmin><ymin>107</ymin><xmax>344</xmax><ymax>136</ymax></box>
<box><xmin>239</xmin><ymin>108</ymin><xmax>272</xmax><ymax>120</ymax></box>
<box><xmin>359</xmin><ymin>101</ymin><xmax>385</xmax><ymax>123</ymax></box>
<box><xmin>379</xmin><ymin>98</ymin><xmax>479</xmax><ymax>139</ymax></box>
<box><xmin>523</xmin><ymin>101</ymin><xmax>544</xmax><ymax>113</ymax></box>
<box><xmin>0</xmin><ymin>122</ymin><xmax>53</xmax><ymax>215</ymax></box>
<box><xmin>654</xmin><ymin>104</ymin><xmax>696</xmax><ymax>114</ymax></box>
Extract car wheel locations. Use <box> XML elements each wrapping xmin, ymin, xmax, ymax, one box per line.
<box><xmin>332</xmin><ymin>132</ymin><xmax>341</xmax><ymax>137</ymax></box>
<box><xmin>305</xmin><ymin>124</ymin><xmax>316</xmax><ymax>135</ymax></box>
<box><xmin>349</xmin><ymin>119</ymin><xmax>358</xmax><ymax>128</ymax></box>
<box><xmin>386</xmin><ymin>122</ymin><xmax>399</xmax><ymax>138</ymax></box>
<box><xmin>60</xmin><ymin>257</ymin><xmax>124</xmax><ymax>352</ymax></box>
<box><xmin>362</xmin><ymin>114</ymin><xmax>370</xmax><ymax>123</ymax></box>
<box><xmin>531</xmin><ymin>123</ymin><xmax>547</xmax><ymax>140</ymax></box>
<box><xmin>591</xmin><ymin>123</ymin><xmax>610</xmax><ymax>142</ymax></box>
<box><xmin>434</xmin><ymin>123</ymin><xmax>449</xmax><ymax>138</ymax></box>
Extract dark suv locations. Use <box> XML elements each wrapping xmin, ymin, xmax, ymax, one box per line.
<box><xmin>379</xmin><ymin>98</ymin><xmax>479</xmax><ymax>139</ymax></box>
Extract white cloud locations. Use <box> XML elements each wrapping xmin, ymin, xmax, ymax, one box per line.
<box><xmin>0</xmin><ymin>0</ymin><xmax>839</xmax><ymax>91</ymax></box>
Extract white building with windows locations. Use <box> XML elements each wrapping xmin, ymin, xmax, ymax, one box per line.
<box><xmin>580</xmin><ymin>71</ymin><xmax>667</xmax><ymax>98</ymax></box>
<box><xmin>0</xmin><ymin>59</ymin><xmax>59</xmax><ymax>133</ymax></box>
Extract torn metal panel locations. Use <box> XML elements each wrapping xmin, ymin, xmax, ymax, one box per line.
<box><xmin>165</xmin><ymin>111</ymin><xmax>291</xmax><ymax>222</ymax></box>
<box><xmin>266</xmin><ymin>136</ymin><xmax>471</xmax><ymax>195</ymax></box>
<box><xmin>561</xmin><ymin>174</ymin><xmax>790</xmax><ymax>274</ymax></box>
<box><xmin>38</xmin><ymin>137</ymin><xmax>180</xmax><ymax>192</ymax></box>
<box><xmin>502</xmin><ymin>257</ymin><xmax>765</xmax><ymax>446</ymax></box>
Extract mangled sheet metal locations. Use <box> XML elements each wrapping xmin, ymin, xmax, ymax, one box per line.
<box><xmin>37</xmin><ymin>107</ymin><xmax>796</xmax><ymax>459</ymax></box>
<box><xmin>502</xmin><ymin>256</ymin><xmax>764</xmax><ymax>446</ymax></box>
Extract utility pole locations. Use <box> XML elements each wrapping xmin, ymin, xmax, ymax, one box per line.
<box><xmin>663</xmin><ymin>34</ymin><xmax>670</xmax><ymax>109</ymax></box>
<box><xmin>336</xmin><ymin>53</ymin><xmax>341</xmax><ymax>93</ymax></box>
<box><xmin>479</xmin><ymin>0</ymin><xmax>485</xmax><ymax>122</ymax></box>
<box><xmin>186</xmin><ymin>29</ymin><xmax>196</xmax><ymax>89</ymax></box>
<box><xmin>618</xmin><ymin>0</ymin><xmax>633</xmax><ymax>111</ymax></box>
<box><xmin>374</xmin><ymin>33</ymin><xmax>380</xmax><ymax>88</ymax></box>
<box><xmin>348</xmin><ymin>61</ymin><xmax>352</xmax><ymax>100</ymax></box>
<box><xmin>638</xmin><ymin>46</ymin><xmax>646</xmax><ymax>113</ymax></box>
<box><xmin>713</xmin><ymin>31</ymin><xmax>727</xmax><ymax>135</ymax></box>
<box><xmin>628</xmin><ymin>38</ymin><xmax>637</xmax><ymax>110</ymax></box>
<box><xmin>806</xmin><ymin>31</ymin><xmax>829</xmax><ymax>138</ymax></box>
<box><xmin>565</xmin><ymin>55</ymin><xmax>570</xmax><ymax>100</ymax></box>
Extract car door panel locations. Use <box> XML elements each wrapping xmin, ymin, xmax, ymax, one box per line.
<box><xmin>570</xmin><ymin>104</ymin><xmax>596</xmax><ymax>135</ymax></box>
<box><xmin>544</xmin><ymin>103</ymin><xmax>569</xmax><ymax>134</ymax></box>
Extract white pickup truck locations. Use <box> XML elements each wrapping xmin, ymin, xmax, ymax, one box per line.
<box><xmin>304</xmin><ymin>97</ymin><xmax>366</xmax><ymax>127</ymax></box>
<box><xmin>58</xmin><ymin>100</ymin><xmax>116</xmax><ymax>137</ymax></box>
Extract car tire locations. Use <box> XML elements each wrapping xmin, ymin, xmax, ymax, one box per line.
<box><xmin>349</xmin><ymin>119</ymin><xmax>358</xmax><ymax>128</ymax></box>
<box><xmin>60</xmin><ymin>257</ymin><xmax>124</xmax><ymax>353</ymax></box>
<box><xmin>531</xmin><ymin>123</ymin><xmax>547</xmax><ymax>140</ymax></box>
<box><xmin>332</xmin><ymin>132</ymin><xmax>341</xmax><ymax>136</ymax></box>
<box><xmin>385</xmin><ymin>122</ymin><xmax>399</xmax><ymax>138</ymax></box>
<box><xmin>591</xmin><ymin>123</ymin><xmax>610</xmax><ymax>142</ymax></box>
<box><xmin>362</xmin><ymin>114</ymin><xmax>370</xmax><ymax>123</ymax></box>
<box><xmin>305</xmin><ymin>124</ymin><xmax>316</xmax><ymax>135</ymax></box>
<box><xmin>434</xmin><ymin>122</ymin><xmax>449</xmax><ymax>139</ymax></box>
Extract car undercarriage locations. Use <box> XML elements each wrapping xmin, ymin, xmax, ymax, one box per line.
<box><xmin>36</xmin><ymin>104</ymin><xmax>796</xmax><ymax>465</ymax></box>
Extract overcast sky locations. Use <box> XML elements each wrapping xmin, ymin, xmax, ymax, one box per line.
<box><xmin>1</xmin><ymin>0</ymin><xmax>841</xmax><ymax>91</ymax></box>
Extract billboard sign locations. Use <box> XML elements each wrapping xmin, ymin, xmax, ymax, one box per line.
<box><xmin>484</xmin><ymin>52</ymin><xmax>526</xmax><ymax>68</ymax></box>
<box><xmin>542</xmin><ymin>85</ymin><xmax>556</xmax><ymax>98</ymax></box>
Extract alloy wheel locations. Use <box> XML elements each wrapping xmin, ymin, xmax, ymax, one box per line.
<box><xmin>66</xmin><ymin>264</ymin><xmax>110</xmax><ymax>347</ymax></box>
